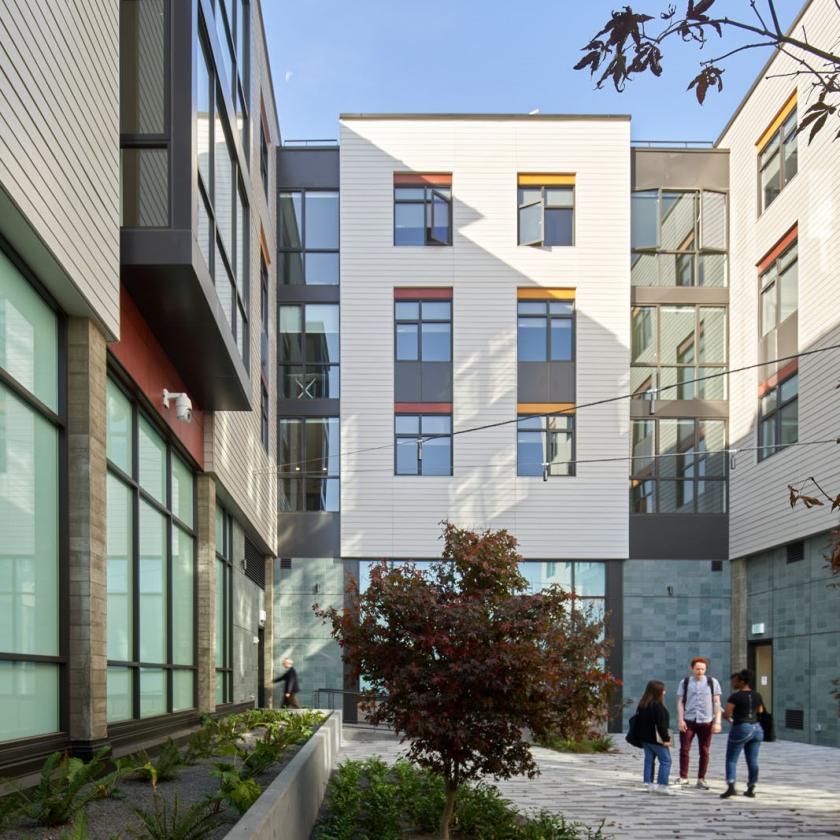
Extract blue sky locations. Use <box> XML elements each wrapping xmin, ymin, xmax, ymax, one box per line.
<box><xmin>263</xmin><ymin>0</ymin><xmax>806</xmax><ymax>143</ymax></box>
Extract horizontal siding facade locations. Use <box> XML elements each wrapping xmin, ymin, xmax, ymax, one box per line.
<box><xmin>0</xmin><ymin>0</ymin><xmax>120</xmax><ymax>337</ymax></box>
<box><xmin>339</xmin><ymin>117</ymin><xmax>631</xmax><ymax>560</ymax></box>
<box><xmin>720</xmin><ymin>0</ymin><xmax>840</xmax><ymax>559</ymax></box>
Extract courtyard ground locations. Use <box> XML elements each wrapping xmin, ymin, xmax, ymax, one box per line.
<box><xmin>336</xmin><ymin>725</ymin><xmax>840</xmax><ymax>839</ymax></box>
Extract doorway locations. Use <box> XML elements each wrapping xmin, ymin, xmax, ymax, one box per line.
<box><xmin>749</xmin><ymin>641</ymin><xmax>773</xmax><ymax>712</ymax></box>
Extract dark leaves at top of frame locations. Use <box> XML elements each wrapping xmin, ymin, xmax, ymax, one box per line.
<box><xmin>687</xmin><ymin>65</ymin><xmax>724</xmax><ymax>104</ymax></box>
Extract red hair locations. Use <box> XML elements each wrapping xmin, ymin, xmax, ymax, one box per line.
<box><xmin>690</xmin><ymin>657</ymin><xmax>710</xmax><ymax>668</ymax></box>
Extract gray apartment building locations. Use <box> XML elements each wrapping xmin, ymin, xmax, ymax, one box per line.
<box><xmin>0</xmin><ymin>0</ymin><xmax>837</xmax><ymax>776</ymax></box>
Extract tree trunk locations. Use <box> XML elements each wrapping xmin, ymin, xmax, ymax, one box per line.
<box><xmin>439</xmin><ymin>782</ymin><xmax>458</xmax><ymax>840</ymax></box>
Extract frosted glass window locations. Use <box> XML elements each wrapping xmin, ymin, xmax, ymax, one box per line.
<box><xmin>215</xmin><ymin>670</ymin><xmax>224</xmax><ymax>704</ymax></box>
<box><xmin>106</xmin><ymin>379</ymin><xmax>132</xmax><ymax>474</ymax></box>
<box><xmin>107</xmin><ymin>666</ymin><xmax>133</xmax><ymax>723</ymax></box>
<box><xmin>0</xmin><ymin>662</ymin><xmax>58</xmax><ymax>740</ymax></box>
<box><xmin>139</xmin><ymin>501</ymin><xmax>167</xmax><ymax>663</ymax></box>
<box><xmin>215</xmin><ymin>505</ymin><xmax>225</xmax><ymax>553</ymax></box>
<box><xmin>172</xmin><ymin>526</ymin><xmax>194</xmax><ymax>666</ymax></box>
<box><xmin>140</xmin><ymin>668</ymin><xmax>166</xmax><ymax>718</ymax></box>
<box><xmin>138</xmin><ymin>416</ymin><xmax>166</xmax><ymax>504</ymax></box>
<box><xmin>171</xmin><ymin>454</ymin><xmax>194</xmax><ymax>528</ymax></box>
<box><xmin>0</xmin><ymin>384</ymin><xmax>59</xmax><ymax>656</ymax></box>
<box><xmin>107</xmin><ymin>475</ymin><xmax>133</xmax><ymax>661</ymax></box>
<box><xmin>173</xmin><ymin>670</ymin><xmax>194</xmax><ymax>711</ymax></box>
<box><xmin>0</xmin><ymin>249</ymin><xmax>58</xmax><ymax>410</ymax></box>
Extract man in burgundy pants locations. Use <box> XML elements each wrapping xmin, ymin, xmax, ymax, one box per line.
<box><xmin>676</xmin><ymin>657</ymin><xmax>722</xmax><ymax>790</ymax></box>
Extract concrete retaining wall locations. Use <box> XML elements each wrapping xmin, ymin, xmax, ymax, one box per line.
<box><xmin>224</xmin><ymin>711</ymin><xmax>342</xmax><ymax>840</ymax></box>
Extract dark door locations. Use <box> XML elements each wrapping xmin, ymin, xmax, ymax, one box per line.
<box><xmin>257</xmin><ymin>627</ymin><xmax>265</xmax><ymax>707</ymax></box>
<box><xmin>749</xmin><ymin>641</ymin><xmax>773</xmax><ymax>712</ymax></box>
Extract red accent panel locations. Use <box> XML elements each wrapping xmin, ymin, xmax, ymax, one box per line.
<box><xmin>395</xmin><ymin>403</ymin><xmax>452</xmax><ymax>414</ymax></box>
<box><xmin>394</xmin><ymin>172</ymin><xmax>452</xmax><ymax>187</ymax></box>
<box><xmin>758</xmin><ymin>359</ymin><xmax>798</xmax><ymax>397</ymax></box>
<box><xmin>394</xmin><ymin>287</ymin><xmax>453</xmax><ymax>300</ymax></box>
<box><xmin>110</xmin><ymin>285</ymin><xmax>205</xmax><ymax>467</ymax></box>
<box><xmin>757</xmin><ymin>224</ymin><xmax>798</xmax><ymax>274</ymax></box>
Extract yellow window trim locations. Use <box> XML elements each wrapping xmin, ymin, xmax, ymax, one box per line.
<box><xmin>517</xmin><ymin>288</ymin><xmax>576</xmax><ymax>300</ymax></box>
<box><xmin>518</xmin><ymin>173</ymin><xmax>576</xmax><ymax>186</ymax></box>
<box><xmin>517</xmin><ymin>403</ymin><xmax>575</xmax><ymax>415</ymax></box>
<box><xmin>755</xmin><ymin>90</ymin><xmax>797</xmax><ymax>150</ymax></box>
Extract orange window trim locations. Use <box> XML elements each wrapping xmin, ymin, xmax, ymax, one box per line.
<box><xmin>518</xmin><ymin>173</ymin><xmax>576</xmax><ymax>186</ymax></box>
<box><xmin>755</xmin><ymin>90</ymin><xmax>797</xmax><ymax>149</ymax></box>
<box><xmin>517</xmin><ymin>403</ymin><xmax>575</xmax><ymax>415</ymax></box>
<box><xmin>757</xmin><ymin>224</ymin><xmax>798</xmax><ymax>274</ymax></box>
<box><xmin>517</xmin><ymin>288</ymin><xmax>576</xmax><ymax>300</ymax></box>
<box><xmin>394</xmin><ymin>173</ymin><xmax>452</xmax><ymax>187</ymax></box>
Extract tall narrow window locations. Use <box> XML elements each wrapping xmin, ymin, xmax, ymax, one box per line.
<box><xmin>393</xmin><ymin>174</ymin><xmax>452</xmax><ymax>246</ymax></box>
<box><xmin>278</xmin><ymin>418</ymin><xmax>340</xmax><ymax>511</ymax></box>
<box><xmin>758</xmin><ymin>93</ymin><xmax>797</xmax><ymax>213</ymax></box>
<box><xmin>759</xmin><ymin>242</ymin><xmax>798</xmax><ymax>336</ymax></box>
<box><xmin>279</xmin><ymin>304</ymin><xmax>339</xmax><ymax>399</ymax></box>
<box><xmin>279</xmin><ymin>191</ymin><xmax>339</xmax><ymax>285</ymax></box>
<box><xmin>758</xmin><ymin>372</ymin><xmax>798</xmax><ymax>460</ymax></box>
<box><xmin>517</xmin><ymin>175</ymin><xmax>575</xmax><ymax>247</ymax></box>
<box><xmin>215</xmin><ymin>506</ymin><xmax>233</xmax><ymax>704</ymax></box>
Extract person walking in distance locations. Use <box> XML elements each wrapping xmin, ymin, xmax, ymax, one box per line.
<box><xmin>273</xmin><ymin>658</ymin><xmax>300</xmax><ymax>708</ymax></box>
<box><xmin>636</xmin><ymin>680</ymin><xmax>676</xmax><ymax>795</ymax></box>
<box><xmin>676</xmin><ymin>657</ymin><xmax>722</xmax><ymax>790</ymax></box>
<box><xmin>720</xmin><ymin>669</ymin><xmax>765</xmax><ymax>799</ymax></box>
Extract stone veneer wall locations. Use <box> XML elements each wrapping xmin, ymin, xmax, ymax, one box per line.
<box><xmin>622</xmin><ymin>559</ymin><xmax>731</xmax><ymax>728</ymax></box>
<box><xmin>745</xmin><ymin>531</ymin><xmax>840</xmax><ymax>746</ymax></box>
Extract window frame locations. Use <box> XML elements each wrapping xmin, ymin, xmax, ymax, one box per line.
<box><xmin>278</xmin><ymin>303</ymin><xmax>340</xmax><ymax>400</ymax></box>
<box><xmin>758</xmin><ymin>105</ymin><xmax>797</xmax><ymax>215</ymax></box>
<box><xmin>516</xmin><ymin>299</ymin><xmax>575</xmax><ymax>363</ymax></box>
<box><xmin>394</xmin><ymin>414</ymin><xmax>453</xmax><ymax>476</ymax></box>
<box><xmin>278</xmin><ymin>189</ymin><xmax>340</xmax><ymax>285</ymax></box>
<box><xmin>215</xmin><ymin>506</ymin><xmax>234</xmax><ymax>705</ymax></box>
<box><xmin>105</xmin><ymin>373</ymin><xmax>198</xmax><ymax>723</ymax></box>
<box><xmin>517</xmin><ymin>184</ymin><xmax>575</xmax><ymax>247</ymax></box>
<box><xmin>516</xmin><ymin>413</ymin><xmax>576</xmax><ymax>477</ymax></box>
<box><xmin>394</xmin><ymin>299</ymin><xmax>453</xmax><ymax>363</ymax></box>
<box><xmin>759</xmin><ymin>242</ymin><xmax>798</xmax><ymax>336</ymax></box>
<box><xmin>393</xmin><ymin>182</ymin><xmax>452</xmax><ymax>247</ymax></box>
<box><xmin>278</xmin><ymin>417</ymin><xmax>341</xmax><ymax>511</ymax></box>
<box><xmin>757</xmin><ymin>372</ymin><xmax>798</xmax><ymax>462</ymax></box>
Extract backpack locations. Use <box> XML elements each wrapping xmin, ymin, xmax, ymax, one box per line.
<box><xmin>625</xmin><ymin>713</ymin><xmax>644</xmax><ymax>749</ymax></box>
<box><xmin>682</xmin><ymin>675</ymin><xmax>715</xmax><ymax>707</ymax></box>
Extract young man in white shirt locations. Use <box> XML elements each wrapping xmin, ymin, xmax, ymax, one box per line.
<box><xmin>676</xmin><ymin>656</ymin><xmax>722</xmax><ymax>789</ymax></box>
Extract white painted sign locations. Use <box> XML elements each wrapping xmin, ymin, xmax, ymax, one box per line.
<box><xmin>760</xmin><ymin>676</ymin><xmax>768</xmax><ymax>686</ymax></box>
<box><xmin>751</xmin><ymin>623</ymin><xmax>765</xmax><ymax>634</ymax></box>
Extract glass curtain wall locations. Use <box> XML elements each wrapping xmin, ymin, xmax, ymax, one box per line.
<box><xmin>0</xmin><ymin>248</ymin><xmax>61</xmax><ymax>743</ymax></box>
<box><xmin>106</xmin><ymin>379</ymin><xmax>196</xmax><ymax>722</ymax></box>
<box><xmin>278</xmin><ymin>191</ymin><xmax>339</xmax><ymax>285</ymax></box>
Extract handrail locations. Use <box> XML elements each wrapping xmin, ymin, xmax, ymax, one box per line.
<box><xmin>282</xmin><ymin>138</ymin><xmax>339</xmax><ymax>147</ymax></box>
<box><xmin>632</xmin><ymin>140</ymin><xmax>715</xmax><ymax>149</ymax></box>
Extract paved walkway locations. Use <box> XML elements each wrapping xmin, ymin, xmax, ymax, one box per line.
<box><xmin>338</xmin><ymin>726</ymin><xmax>840</xmax><ymax>839</ymax></box>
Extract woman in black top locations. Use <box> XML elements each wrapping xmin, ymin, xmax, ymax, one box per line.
<box><xmin>720</xmin><ymin>669</ymin><xmax>765</xmax><ymax>799</ymax></box>
<box><xmin>636</xmin><ymin>680</ymin><xmax>675</xmax><ymax>794</ymax></box>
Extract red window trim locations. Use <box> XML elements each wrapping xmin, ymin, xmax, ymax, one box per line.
<box><xmin>394</xmin><ymin>287</ymin><xmax>453</xmax><ymax>300</ymax></box>
<box><xmin>394</xmin><ymin>173</ymin><xmax>452</xmax><ymax>187</ymax></box>
<box><xmin>758</xmin><ymin>359</ymin><xmax>798</xmax><ymax>398</ymax></box>
<box><xmin>757</xmin><ymin>224</ymin><xmax>798</xmax><ymax>275</ymax></box>
<box><xmin>395</xmin><ymin>403</ymin><xmax>452</xmax><ymax>414</ymax></box>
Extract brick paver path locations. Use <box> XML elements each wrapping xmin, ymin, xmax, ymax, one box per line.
<box><xmin>338</xmin><ymin>725</ymin><xmax>840</xmax><ymax>838</ymax></box>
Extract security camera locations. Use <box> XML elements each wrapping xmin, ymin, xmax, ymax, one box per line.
<box><xmin>163</xmin><ymin>389</ymin><xmax>193</xmax><ymax>423</ymax></box>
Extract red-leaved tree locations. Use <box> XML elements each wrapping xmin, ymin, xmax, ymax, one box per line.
<box><xmin>315</xmin><ymin>523</ymin><xmax>617</xmax><ymax>840</ymax></box>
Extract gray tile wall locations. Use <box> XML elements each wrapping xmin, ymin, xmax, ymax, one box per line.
<box><xmin>745</xmin><ymin>532</ymin><xmax>840</xmax><ymax>746</ymax></box>
<box><xmin>623</xmin><ymin>559</ymin><xmax>732</xmax><ymax>727</ymax></box>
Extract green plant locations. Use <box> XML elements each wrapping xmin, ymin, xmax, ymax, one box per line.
<box><xmin>538</xmin><ymin>734</ymin><xmax>614</xmax><ymax>754</ymax></box>
<box><xmin>519</xmin><ymin>813</ymin><xmax>608</xmax><ymax>840</ymax></box>
<box><xmin>240</xmin><ymin>739</ymin><xmax>282</xmax><ymax>779</ymax></box>
<box><xmin>209</xmin><ymin>763</ymin><xmax>263</xmax><ymax>815</ymax></box>
<box><xmin>452</xmin><ymin>782</ymin><xmax>519</xmax><ymax>839</ymax></box>
<box><xmin>19</xmin><ymin>746</ymin><xmax>110</xmax><ymax>827</ymax></box>
<box><xmin>130</xmin><ymin>794</ymin><xmax>219</xmax><ymax>840</ymax></box>
<box><xmin>127</xmin><ymin>738</ymin><xmax>182</xmax><ymax>788</ymax></box>
<box><xmin>60</xmin><ymin>810</ymin><xmax>90</xmax><ymax>840</ymax></box>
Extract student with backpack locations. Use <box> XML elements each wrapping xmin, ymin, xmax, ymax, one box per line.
<box><xmin>634</xmin><ymin>680</ymin><xmax>676</xmax><ymax>794</ymax></box>
<box><xmin>676</xmin><ymin>657</ymin><xmax>722</xmax><ymax>790</ymax></box>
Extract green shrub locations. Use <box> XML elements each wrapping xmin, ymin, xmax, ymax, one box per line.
<box><xmin>19</xmin><ymin>747</ymin><xmax>110</xmax><ymax>827</ymax></box>
<box><xmin>538</xmin><ymin>734</ymin><xmax>614</xmax><ymax>754</ymax></box>
<box><xmin>130</xmin><ymin>794</ymin><xmax>219</xmax><ymax>840</ymax></box>
<box><xmin>126</xmin><ymin>738</ymin><xmax>182</xmax><ymax>788</ymax></box>
<box><xmin>59</xmin><ymin>810</ymin><xmax>90</xmax><ymax>840</ymax></box>
<box><xmin>208</xmin><ymin>764</ymin><xmax>263</xmax><ymax>815</ymax></box>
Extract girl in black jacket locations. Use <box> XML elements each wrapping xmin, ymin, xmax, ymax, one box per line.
<box><xmin>636</xmin><ymin>680</ymin><xmax>675</xmax><ymax>794</ymax></box>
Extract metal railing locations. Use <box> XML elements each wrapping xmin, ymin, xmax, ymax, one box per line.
<box><xmin>282</xmin><ymin>138</ymin><xmax>339</xmax><ymax>147</ymax></box>
<box><xmin>312</xmin><ymin>687</ymin><xmax>387</xmax><ymax>711</ymax></box>
<box><xmin>632</xmin><ymin>139</ymin><xmax>715</xmax><ymax>149</ymax></box>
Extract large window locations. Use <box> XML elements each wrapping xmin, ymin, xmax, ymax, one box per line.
<box><xmin>395</xmin><ymin>300</ymin><xmax>451</xmax><ymax>362</ymax></box>
<box><xmin>260</xmin><ymin>256</ymin><xmax>269</xmax><ymax>450</ymax></box>
<box><xmin>106</xmin><ymin>379</ymin><xmax>196</xmax><ymax>722</ymax></box>
<box><xmin>213</xmin><ymin>0</ymin><xmax>249</xmax><ymax>108</ymax></box>
<box><xmin>0</xmin><ymin>246</ymin><xmax>61</xmax><ymax>743</ymax></box>
<box><xmin>518</xmin><ymin>176</ymin><xmax>575</xmax><ymax>247</ymax></box>
<box><xmin>631</xmin><ymin>189</ymin><xmax>727</xmax><ymax>287</ymax></box>
<box><xmin>279</xmin><ymin>191</ymin><xmax>339</xmax><ymax>285</ymax></box>
<box><xmin>393</xmin><ymin>175</ymin><xmax>452</xmax><ymax>246</ymax></box>
<box><xmin>279</xmin><ymin>304</ymin><xmax>339</xmax><ymax>399</ymax></box>
<box><xmin>631</xmin><ymin>305</ymin><xmax>727</xmax><ymax>400</ymax></box>
<box><xmin>196</xmin><ymin>19</ymin><xmax>250</xmax><ymax>368</ymax></box>
<box><xmin>759</xmin><ymin>99</ymin><xmax>797</xmax><ymax>213</ymax></box>
<box><xmin>760</xmin><ymin>242</ymin><xmax>798</xmax><ymax>336</ymax></box>
<box><xmin>631</xmin><ymin>418</ymin><xmax>727</xmax><ymax>513</ymax></box>
<box><xmin>758</xmin><ymin>372</ymin><xmax>798</xmax><ymax>461</ymax></box>
<box><xmin>278</xmin><ymin>417</ymin><xmax>340</xmax><ymax>511</ymax></box>
<box><xmin>517</xmin><ymin>300</ymin><xmax>574</xmax><ymax>362</ymax></box>
<box><xmin>395</xmin><ymin>414</ymin><xmax>452</xmax><ymax>476</ymax></box>
<box><xmin>215</xmin><ymin>506</ymin><xmax>233</xmax><ymax>704</ymax></box>
<box><xmin>517</xmin><ymin>414</ymin><xmax>575</xmax><ymax>477</ymax></box>
<box><xmin>120</xmin><ymin>0</ymin><xmax>169</xmax><ymax>227</ymax></box>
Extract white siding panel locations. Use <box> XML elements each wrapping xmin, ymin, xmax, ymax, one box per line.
<box><xmin>340</xmin><ymin>118</ymin><xmax>631</xmax><ymax>560</ymax></box>
<box><xmin>720</xmin><ymin>0</ymin><xmax>840</xmax><ymax>558</ymax></box>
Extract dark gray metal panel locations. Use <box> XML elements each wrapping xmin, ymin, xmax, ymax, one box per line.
<box><xmin>277</xmin><ymin>148</ymin><xmax>340</xmax><ymax>190</ymax></box>
<box><xmin>277</xmin><ymin>285</ymin><xmax>340</xmax><ymax>304</ymax></box>
<box><xmin>120</xmin><ymin>228</ymin><xmax>251</xmax><ymax>410</ymax></box>
<box><xmin>548</xmin><ymin>362</ymin><xmax>575</xmax><ymax>403</ymax></box>
<box><xmin>630</xmin><ymin>514</ymin><xmax>729</xmax><ymax>560</ymax></box>
<box><xmin>630</xmin><ymin>400</ymin><xmax>728</xmax><ymax>419</ymax></box>
<box><xmin>395</xmin><ymin>363</ymin><xmax>422</xmax><ymax>403</ymax></box>
<box><xmin>632</xmin><ymin>149</ymin><xmax>730</xmax><ymax>192</ymax></box>
<box><xmin>606</xmin><ymin>559</ymin><xmax>624</xmax><ymax>733</ymax></box>
<box><xmin>171</xmin><ymin>0</ymin><xmax>193</xmax><ymax>232</ymax></box>
<box><xmin>632</xmin><ymin>287</ymin><xmax>729</xmax><ymax>306</ymax></box>
<box><xmin>277</xmin><ymin>513</ymin><xmax>340</xmax><ymax>557</ymax></box>
<box><xmin>517</xmin><ymin>362</ymin><xmax>550</xmax><ymax>404</ymax></box>
<box><xmin>420</xmin><ymin>362</ymin><xmax>452</xmax><ymax>402</ymax></box>
<box><xmin>277</xmin><ymin>398</ymin><xmax>339</xmax><ymax>417</ymax></box>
